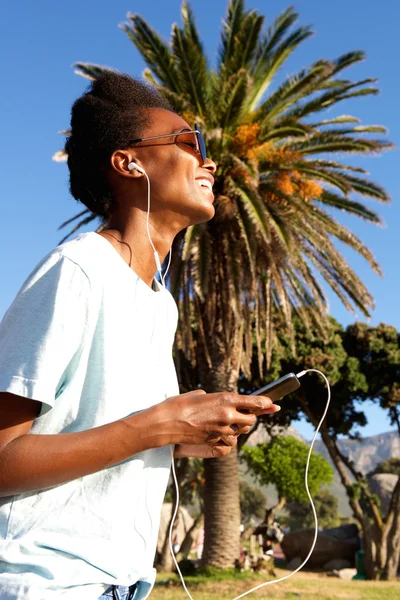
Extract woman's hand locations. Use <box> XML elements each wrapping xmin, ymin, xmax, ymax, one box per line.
<box><xmin>152</xmin><ymin>389</ymin><xmax>280</xmax><ymax>448</ymax></box>
<box><xmin>174</xmin><ymin>441</ymin><xmax>237</xmax><ymax>459</ymax></box>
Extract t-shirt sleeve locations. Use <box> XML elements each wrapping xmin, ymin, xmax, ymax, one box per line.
<box><xmin>0</xmin><ymin>254</ymin><xmax>91</xmax><ymax>416</ymax></box>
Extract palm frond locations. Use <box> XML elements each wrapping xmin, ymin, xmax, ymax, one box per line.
<box><xmin>318</xmin><ymin>191</ymin><xmax>382</xmax><ymax>223</ymax></box>
<box><xmin>330</xmin><ymin>50</ymin><xmax>366</xmax><ymax>76</ymax></box>
<box><xmin>58</xmin><ymin>213</ymin><xmax>98</xmax><ymax>244</ymax></box>
<box><xmin>219</xmin><ymin>10</ymin><xmax>264</xmax><ymax>78</ymax></box>
<box><xmin>311</xmin><ymin>115</ymin><xmax>361</xmax><ymax>127</ymax></box>
<box><xmin>248</xmin><ymin>11</ymin><xmax>313</xmax><ymax>110</ymax></box>
<box><xmin>218</xmin><ymin>0</ymin><xmax>246</xmax><ymax>68</ymax></box>
<box><xmin>304</xmin><ymin>159</ymin><xmax>367</xmax><ymax>174</ymax></box>
<box><xmin>294</xmin><ymin>199</ymin><xmax>382</xmax><ymax>275</ymax></box>
<box><xmin>253</xmin><ymin>6</ymin><xmax>299</xmax><ymax>63</ymax></box>
<box><xmin>171</xmin><ymin>22</ymin><xmax>209</xmax><ymax>115</ymax></box>
<box><xmin>254</xmin><ymin>61</ymin><xmax>333</xmax><ymax>126</ymax></box>
<box><xmin>334</xmin><ymin>173</ymin><xmax>389</xmax><ymax>201</ymax></box>
<box><xmin>287</xmin><ymin>78</ymin><xmax>379</xmax><ymax>119</ymax></box>
<box><xmin>287</xmin><ymin>134</ymin><xmax>392</xmax><ymax>156</ymax></box>
<box><xmin>58</xmin><ymin>208</ymin><xmax>91</xmax><ymax>231</ymax></box>
<box><xmin>231</xmin><ymin>181</ymin><xmax>271</xmax><ymax>243</ymax></box>
<box><xmin>121</xmin><ymin>14</ymin><xmax>181</xmax><ymax>92</ymax></box>
<box><xmin>182</xmin><ymin>224</ymin><xmax>201</xmax><ymax>261</ymax></box>
<box><xmin>74</xmin><ymin>62</ymin><xmax>112</xmax><ymax>80</ymax></box>
<box><xmin>262</xmin><ymin>124</ymin><xmax>312</xmax><ymax>141</ymax></box>
<box><xmin>142</xmin><ymin>74</ymin><xmax>194</xmax><ymax>113</ymax></box>
<box><xmin>218</xmin><ymin>70</ymin><xmax>250</xmax><ymax>130</ymax></box>
<box><xmin>181</xmin><ymin>1</ymin><xmax>202</xmax><ymax>49</ymax></box>
<box><xmin>316</xmin><ymin>125</ymin><xmax>388</xmax><ymax>136</ymax></box>
<box><xmin>193</xmin><ymin>226</ymin><xmax>212</xmax><ymax>301</ymax></box>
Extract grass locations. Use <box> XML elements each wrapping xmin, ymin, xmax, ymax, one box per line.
<box><xmin>151</xmin><ymin>568</ymin><xmax>400</xmax><ymax>599</ymax></box>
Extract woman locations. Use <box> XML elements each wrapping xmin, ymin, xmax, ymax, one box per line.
<box><xmin>0</xmin><ymin>72</ymin><xmax>279</xmax><ymax>600</ymax></box>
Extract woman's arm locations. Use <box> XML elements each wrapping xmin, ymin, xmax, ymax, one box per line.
<box><xmin>0</xmin><ymin>390</ymin><xmax>278</xmax><ymax>497</ymax></box>
<box><xmin>0</xmin><ymin>391</ymin><xmax>173</xmax><ymax>497</ymax></box>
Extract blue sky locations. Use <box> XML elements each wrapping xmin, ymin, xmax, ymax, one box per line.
<box><xmin>0</xmin><ymin>0</ymin><xmax>398</xmax><ymax>439</ymax></box>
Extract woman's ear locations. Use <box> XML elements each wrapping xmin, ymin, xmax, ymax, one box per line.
<box><xmin>110</xmin><ymin>150</ymin><xmax>144</xmax><ymax>178</ymax></box>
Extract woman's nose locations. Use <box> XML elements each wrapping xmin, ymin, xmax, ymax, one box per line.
<box><xmin>203</xmin><ymin>157</ymin><xmax>217</xmax><ymax>174</ymax></box>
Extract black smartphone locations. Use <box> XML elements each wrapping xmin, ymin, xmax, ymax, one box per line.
<box><xmin>250</xmin><ymin>372</ymin><xmax>301</xmax><ymax>402</ymax></box>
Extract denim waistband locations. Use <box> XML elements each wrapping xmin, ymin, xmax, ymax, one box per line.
<box><xmin>101</xmin><ymin>583</ymin><xmax>137</xmax><ymax>599</ymax></box>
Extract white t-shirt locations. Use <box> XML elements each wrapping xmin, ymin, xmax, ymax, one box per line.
<box><xmin>0</xmin><ymin>232</ymin><xmax>180</xmax><ymax>599</ymax></box>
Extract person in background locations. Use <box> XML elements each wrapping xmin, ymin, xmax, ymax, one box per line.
<box><xmin>196</xmin><ymin>528</ymin><xmax>205</xmax><ymax>562</ymax></box>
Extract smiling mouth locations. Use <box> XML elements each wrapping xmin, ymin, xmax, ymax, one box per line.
<box><xmin>195</xmin><ymin>178</ymin><xmax>213</xmax><ymax>192</ymax></box>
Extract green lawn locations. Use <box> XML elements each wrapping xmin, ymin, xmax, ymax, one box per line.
<box><xmin>151</xmin><ymin>569</ymin><xmax>400</xmax><ymax>599</ymax></box>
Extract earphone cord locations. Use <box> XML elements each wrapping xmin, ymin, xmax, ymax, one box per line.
<box><xmin>104</xmin><ymin>173</ymin><xmax>171</xmax><ymax>286</ymax></box>
<box><xmin>143</xmin><ymin>172</ymin><xmax>171</xmax><ymax>287</ymax></box>
<box><xmin>169</xmin><ymin>368</ymin><xmax>331</xmax><ymax>600</ymax></box>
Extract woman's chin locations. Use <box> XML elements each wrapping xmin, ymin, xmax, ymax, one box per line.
<box><xmin>189</xmin><ymin>202</ymin><xmax>215</xmax><ymax>224</ymax></box>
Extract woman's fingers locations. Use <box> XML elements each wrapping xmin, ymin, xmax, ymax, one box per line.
<box><xmin>233</xmin><ymin>394</ymin><xmax>274</xmax><ymax>412</ymax></box>
<box><xmin>179</xmin><ymin>389</ymin><xmax>206</xmax><ymax>397</ymax></box>
<box><xmin>232</xmin><ymin>394</ymin><xmax>282</xmax><ymax>417</ymax></box>
<box><xmin>205</xmin><ymin>431</ymin><xmax>238</xmax><ymax>446</ymax></box>
<box><xmin>210</xmin><ymin>445</ymin><xmax>233</xmax><ymax>458</ymax></box>
<box><xmin>257</xmin><ymin>404</ymin><xmax>281</xmax><ymax>415</ymax></box>
<box><xmin>230</xmin><ymin>412</ymin><xmax>257</xmax><ymax>427</ymax></box>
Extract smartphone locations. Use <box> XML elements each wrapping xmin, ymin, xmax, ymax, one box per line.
<box><xmin>250</xmin><ymin>372</ymin><xmax>301</xmax><ymax>402</ymax></box>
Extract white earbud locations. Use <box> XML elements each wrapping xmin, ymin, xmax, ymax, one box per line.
<box><xmin>127</xmin><ymin>161</ymin><xmax>171</xmax><ymax>287</ymax></box>
<box><xmin>128</xmin><ymin>161</ymin><xmax>145</xmax><ymax>175</ymax></box>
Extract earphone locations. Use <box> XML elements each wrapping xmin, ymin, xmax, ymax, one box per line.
<box><xmin>169</xmin><ymin>368</ymin><xmax>332</xmax><ymax>600</ymax></box>
<box><xmin>127</xmin><ymin>161</ymin><xmax>172</xmax><ymax>285</ymax></box>
<box><xmin>128</xmin><ymin>161</ymin><xmax>145</xmax><ymax>175</ymax></box>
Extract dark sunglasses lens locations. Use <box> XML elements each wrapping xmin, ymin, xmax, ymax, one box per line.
<box><xmin>195</xmin><ymin>124</ymin><xmax>207</xmax><ymax>162</ymax></box>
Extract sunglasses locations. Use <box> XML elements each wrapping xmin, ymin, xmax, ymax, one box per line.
<box><xmin>128</xmin><ymin>124</ymin><xmax>207</xmax><ymax>164</ymax></box>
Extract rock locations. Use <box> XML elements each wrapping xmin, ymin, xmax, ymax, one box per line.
<box><xmin>323</xmin><ymin>559</ymin><xmax>352</xmax><ymax>570</ymax></box>
<box><xmin>336</xmin><ymin>568</ymin><xmax>357</xmax><ymax>580</ymax></box>
<box><xmin>287</xmin><ymin>557</ymin><xmax>303</xmax><ymax>570</ymax></box>
<box><xmin>281</xmin><ymin>524</ymin><xmax>360</xmax><ymax>569</ymax></box>
<box><xmin>322</xmin><ymin>524</ymin><xmax>359</xmax><ymax>540</ymax></box>
<box><xmin>367</xmin><ymin>474</ymin><xmax>399</xmax><ymax>517</ymax></box>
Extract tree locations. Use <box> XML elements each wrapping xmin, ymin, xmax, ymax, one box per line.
<box><xmin>283</xmin><ymin>489</ymin><xmax>343</xmax><ymax>531</ymax></box>
<box><xmin>55</xmin><ymin>1</ymin><xmax>392</xmax><ymax>568</ymax></box>
<box><xmin>245</xmin><ymin>317</ymin><xmax>399</xmax><ymax>580</ymax></box>
<box><xmin>239</xmin><ymin>480</ymin><xmax>266</xmax><ymax>526</ymax></box>
<box><xmin>242</xmin><ymin>436</ymin><xmax>333</xmax><ymax>524</ymax></box>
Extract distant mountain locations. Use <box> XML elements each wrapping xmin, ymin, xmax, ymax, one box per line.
<box><xmin>313</xmin><ymin>431</ymin><xmax>400</xmax><ymax>475</ymax></box>
<box><xmin>246</xmin><ymin>423</ymin><xmax>306</xmax><ymax>446</ymax></box>
<box><xmin>242</xmin><ymin>428</ymin><xmax>400</xmax><ymax>517</ymax></box>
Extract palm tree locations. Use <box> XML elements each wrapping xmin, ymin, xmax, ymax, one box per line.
<box><xmin>54</xmin><ymin>0</ymin><xmax>392</xmax><ymax>568</ymax></box>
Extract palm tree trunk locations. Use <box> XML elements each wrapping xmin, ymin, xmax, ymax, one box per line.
<box><xmin>202</xmin><ymin>447</ymin><xmax>241</xmax><ymax>567</ymax></box>
<box><xmin>197</xmin><ymin>312</ymin><xmax>243</xmax><ymax>568</ymax></box>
